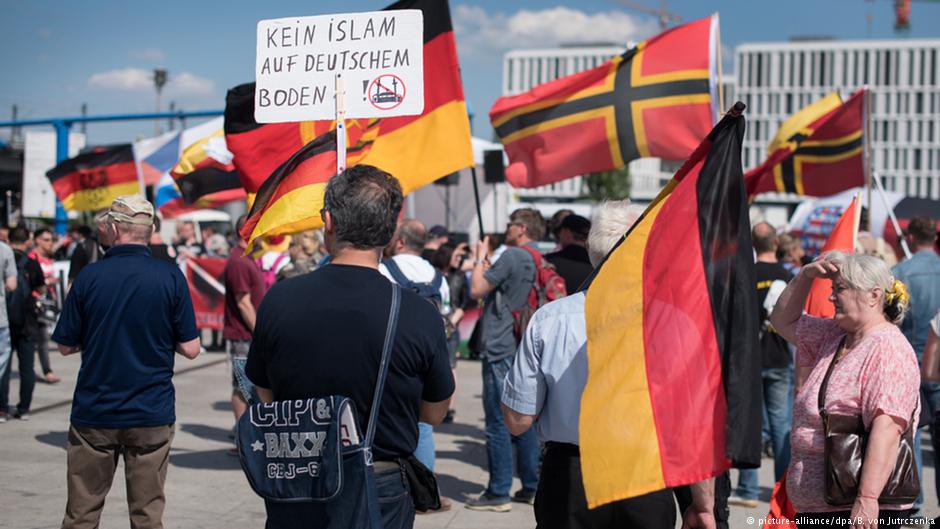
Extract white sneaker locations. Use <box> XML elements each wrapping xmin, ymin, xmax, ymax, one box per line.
<box><xmin>727</xmin><ymin>495</ymin><xmax>758</xmax><ymax>508</ymax></box>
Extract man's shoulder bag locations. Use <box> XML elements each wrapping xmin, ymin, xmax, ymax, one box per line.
<box><xmin>818</xmin><ymin>339</ymin><xmax>920</xmax><ymax>507</ymax></box>
<box><xmin>236</xmin><ymin>285</ymin><xmax>402</xmax><ymax>528</ymax></box>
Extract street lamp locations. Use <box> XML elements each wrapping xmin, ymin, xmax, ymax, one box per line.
<box><xmin>153</xmin><ymin>68</ymin><xmax>168</xmax><ymax>135</ymax></box>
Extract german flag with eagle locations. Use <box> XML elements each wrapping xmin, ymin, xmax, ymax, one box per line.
<box><xmin>489</xmin><ymin>15</ymin><xmax>719</xmax><ymax>188</ymax></box>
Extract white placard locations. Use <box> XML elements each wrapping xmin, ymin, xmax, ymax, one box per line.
<box><xmin>23</xmin><ymin>131</ymin><xmax>85</xmax><ymax>219</ymax></box>
<box><xmin>255</xmin><ymin>10</ymin><xmax>424</xmax><ymax>123</ymax></box>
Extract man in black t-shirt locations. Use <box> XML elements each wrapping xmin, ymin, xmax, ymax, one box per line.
<box><xmin>545</xmin><ymin>213</ymin><xmax>593</xmax><ymax>293</ymax></box>
<box><xmin>729</xmin><ymin>222</ymin><xmax>793</xmax><ymax>509</ymax></box>
<box><xmin>245</xmin><ymin>165</ymin><xmax>454</xmax><ymax>529</ymax></box>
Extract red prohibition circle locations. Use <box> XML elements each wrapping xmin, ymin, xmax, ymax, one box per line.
<box><xmin>367</xmin><ymin>74</ymin><xmax>406</xmax><ymax>111</ymax></box>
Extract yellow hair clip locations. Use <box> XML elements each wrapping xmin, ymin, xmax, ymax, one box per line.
<box><xmin>886</xmin><ymin>279</ymin><xmax>909</xmax><ymax>306</ymax></box>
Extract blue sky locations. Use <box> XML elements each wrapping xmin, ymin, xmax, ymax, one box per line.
<box><xmin>2</xmin><ymin>0</ymin><xmax>939</xmax><ymax>145</ymax></box>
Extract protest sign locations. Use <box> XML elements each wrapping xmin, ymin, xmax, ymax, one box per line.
<box><xmin>185</xmin><ymin>256</ymin><xmax>226</xmax><ymax>330</ymax></box>
<box><xmin>255</xmin><ymin>9</ymin><xmax>424</xmax><ymax>123</ymax></box>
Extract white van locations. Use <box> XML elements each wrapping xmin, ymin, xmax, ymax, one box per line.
<box><xmin>160</xmin><ymin>210</ymin><xmax>233</xmax><ymax>244</ymax></box>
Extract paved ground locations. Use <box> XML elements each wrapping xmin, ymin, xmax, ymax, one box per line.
<box><xmin>1</xmin><ymin>349</ymin><xmax>937</xmax><ymax>528</ymax></box>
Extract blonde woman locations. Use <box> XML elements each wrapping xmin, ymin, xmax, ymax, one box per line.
<box><xmin>770</xmin><ymin>251</ymin><xmax>919</xmax><ymax>528</ymax></box>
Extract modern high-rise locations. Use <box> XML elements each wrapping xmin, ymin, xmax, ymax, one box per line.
<box><xmin>736</xmin><ymin>38</ymin><xmax>940</xmax><ymax>200</ymax></box>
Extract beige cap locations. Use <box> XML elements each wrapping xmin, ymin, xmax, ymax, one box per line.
<box><xmin>96</xmin><ymin>195</ymin><xmax>155</xmax><ymax>226</ymax></box>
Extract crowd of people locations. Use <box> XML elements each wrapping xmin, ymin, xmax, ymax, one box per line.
<box><xmin>3</xmin><ymin>163</ymin><xmax>938</xmax><ymax>529</ymax></box>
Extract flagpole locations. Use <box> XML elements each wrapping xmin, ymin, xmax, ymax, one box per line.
<box><xmin>863</xmin><ymin>86</ymin><xmax>872</xmax><ymax>214</ymax></box>
<box><xmin>713</xmin><ymin>13</ymin><xmax>724</xmax><ymax>121</ymax></box>
<box><xmin>470</xmin><ymin>166</ymin><xmax>485</xmax><ymax>241</ymax></box>
<box><xmin>335</xmin><ymin>73</ymin><xmax>347</xmax><ymax>174</ymax></box>
<box><xmin>872</xmin><ymin>169</ymin><xmax>912</xmax><ymax>259</ymax></box>
<box><xmin>132</xmin><ymin>143</ymin><xmax>147</xmax><ymax>196</ymax></box>
<box><xmin>852</xmin><ymin>192</ymin><xmax>862</xmax><ymax>250</ymax></box>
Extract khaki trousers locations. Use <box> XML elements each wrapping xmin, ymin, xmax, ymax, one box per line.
<box><xmin>62</xmin><ymin>424</ymin><xmax>175</xmax><ymax>529</ymax></box>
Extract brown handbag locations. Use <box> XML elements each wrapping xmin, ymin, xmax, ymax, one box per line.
<box><xmin>817</xmin><ymin>338</ymin><xmax>920</xmax><ymax>507</ymax></box>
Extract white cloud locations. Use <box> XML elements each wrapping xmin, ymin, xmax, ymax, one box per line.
<box><xmin>88</xmin><ymin>68</ymin><xmax>215</xmax><ymax>96</ymax></box>
<box><xmin>128</xmin><ymin>48</ymin><xmax>167</xmax><ymax>61</ymax></box>
<box><xmin>89</xmin><ymin>68</ymin><xmax>153</xmax><ymax>90</ymax></box>
<box><xmin>453</xmin><ymin>5</ymin><xmax>659</xmax><ymax>60</ymax></box>
<box><xmin>168</xmin><ymin>72</ymin><xmax>215</xmax><ymax>96</ymax></box>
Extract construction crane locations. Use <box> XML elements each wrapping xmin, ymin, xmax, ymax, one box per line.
<box><xmin>865</xmin><ymin>0</ymin><xmax>940</xmax><ymax>35</ymax></box>
<box><xmin>612</xmin><ymin>0</ymin><xmax>681</xmax><ymax>31</ymax></box>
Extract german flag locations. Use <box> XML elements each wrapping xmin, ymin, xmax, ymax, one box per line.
<box><xmin>489</xmin><ymin>15</ymin><xmax>718</xmax><ymax>189</ymax></box>
<box><xmin>46</xmin><ymin>144</ymin><xmax>141</xmax><ymax>211</ymax></box>
<box><xmin>170</xmin><ymin>128</ymin><xmax>244</xmax><ymax>205</ymax></box>
<box><xmin>580</xmin><ymin>104</ymin><xmax>761</xmax><ymax>507</ymax></box>
<box><xmin>225</xmin><ymin>0</ymin><xmax>473</xmax><ymax>195</ymax></box>
<box><xmin>745</xmin><ymin>89</ymin><xmax>866</xmax><ymax>197</ymax></box>
<box><xmin>239</xmin><ymin>130</ymin><xmax>338</xmax><ymax>246</ymax></box>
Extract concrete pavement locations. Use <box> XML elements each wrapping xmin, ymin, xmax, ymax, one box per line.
<box><xmin>1</xmin><ymin>350</ymin><xmax>936</xmax><ymax>528</ymax></box>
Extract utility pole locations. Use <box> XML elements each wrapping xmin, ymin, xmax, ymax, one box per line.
<box><xmin>168</xmin><ymin>101</ymin><xmax>176</xmax><ymax>132</ymax></box>
<box><xmin>10</xmin><ymin>105</ymin><xmax>17</xmax><ymax>144</ymax></box>
<box><xmin>153</xmin><ymin>68</ymin><xmax>168</xmax><ymax>135</ymax></box>
<box><xmin>80</xmin><ymin>103</ymin><xmax>87</xmax><ymax>135</ymax></box>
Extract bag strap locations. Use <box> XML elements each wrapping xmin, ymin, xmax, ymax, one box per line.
<box><xmin>364</xmin><ymin>284</ymin><xmax>402</xmax><ymax>456</ymax></box>
<box><xmin>817</xmin><ymin>336</ymin><xmax>845</xmax><ymax>415</ymax></box>
<box><xmin>382</xmin><ymin>258</ymin><xmax>410</xmax><ymax>287</ymax></box>
<box><xmin>817</xmin><ymin>335</ymin><xmax>917</xmax><ymax>434</ymax></box>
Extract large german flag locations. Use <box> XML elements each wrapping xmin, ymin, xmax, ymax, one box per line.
<box><xmin>225</xmin><ymin>0</ymin><xmax>473</xmax><ymax>195</ymax></box>
<box><xmin>489</xmin><ymin>15</ymin><xmax>718</xmax><ymax>189</ymax></box>
<box><xmin>580</xmin><ymin>104</ymin><xmax>761</xmax><ymax>507</ymax></box>
<box><xmin>46</xmin><ymin>144</ymin><xmax>141</xmax><ymax>211</ymax></box>
<box><xmin>745</xmin><ymin>89</ymin><xmax>866</xmax><ymax>197</ymax></box>
<box><xmin>239</xmin><ymin>130</ymin><xmax>338</xmax><ymax>246</ymax></box>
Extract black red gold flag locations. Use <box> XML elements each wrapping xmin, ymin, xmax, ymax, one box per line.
<box><xmin>580</xmin><ymin>103</ymin><xmax>761</xmax><ymax>507</ymax></box>
<box><xmin>46</xmin><ymin>144</ymin><xmax>140</xmax><ymax>211</ymax></box>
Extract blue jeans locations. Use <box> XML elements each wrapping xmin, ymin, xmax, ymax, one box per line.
<box><xmin>376</xmin><ymin>467</ymin><xmax>415</xmax><ymax>529</ymax></box>
<box><xmin>0</xmin><ymin>326</ymin><xmax>36</xmax><ymax>414</ymax></box>
<box><xmin>482</xmin><ymin>356</ymin><xmax>540</xmax><ymax>498</ymax></box>
<box><xmin>0</xmin><ymin>327</ymin><xmax>10</xmax><ymax>398</ymax></box>
<box><xmin>414</xmin><ymin>422</ymin><xmax>435</xmax><ymax>471</ymax></box>
<box><xmin>735</xmin><ymin>367</ymin><xmax>793</xmax><ymax>499</ymax></box>
<box><xmin>913</xmin><ymin>381</ymin><xmax>940</xmax><ymax>510</ymax></box>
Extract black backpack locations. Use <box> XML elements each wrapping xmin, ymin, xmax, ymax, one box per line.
<box><xmin>382</xmin><ymin>258</ymin><xmax>453</xmax><ymax>337</ymax></box>
<box><xmin>6</xmin><ymin>253</ymin><xmax>36</xmax><ymax>328</ymax></box>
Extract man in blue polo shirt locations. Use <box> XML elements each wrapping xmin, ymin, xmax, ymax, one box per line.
<box><xmin>52</xmin><ymin>195</ymin><xmax>201</xmax><ymax>529</ymax></box>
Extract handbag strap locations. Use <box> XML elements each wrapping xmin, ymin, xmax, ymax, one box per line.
<box><xmin>364</xmin><ymin>284</ymin><xmax>402</xmax><ymax>455</ymax></box>
<box><xmin>817</xmin><ymin>336</ymin><xmax>846</xmax><ymax>415</ymax></box>
<box><xmin>817</xmin><ymin>334</ymin><xmax>917</xmax><ymax>433</ymax></box>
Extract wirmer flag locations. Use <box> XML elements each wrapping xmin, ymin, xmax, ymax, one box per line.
<box><xmin>580</xmin><ymin>103</ymin><xmax>761</xmax><ymax>507</ymax></box>
<box><xmin>489</xmin><ymin>14</ymin><xmax>719</xmax><ymax>188</ymax></box>
<box><xmin>46</xmin><ymin>144</ymin><xmax>140</xmax><ymax>211</ymax></box>
<box><xmin>804</xmin><ymin>194</ymin><xmax>861</xmax><ymax>317</ymax></box>
<box><xmin>746</xmin><ymin>89</ymin><xmax>866</xmax><ymax>197</ymax></box>
<box><xmin>225</xmin><ymin>0</ymin><xmax>473</xmax><ymax>195</ymax></box>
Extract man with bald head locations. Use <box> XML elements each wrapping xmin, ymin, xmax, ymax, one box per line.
<box><xmin>379</xmin><ymin>218</ymin><xmax>452</xmax><ymax>510</ymax></box>
<box><xmin>729</xmin><ymin>222</ymin><xmax>794</xmax><ymax>508</ymax></box>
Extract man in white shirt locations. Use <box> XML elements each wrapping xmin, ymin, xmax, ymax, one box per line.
<box><xmin>501</xmin><ymin>200</ymin><xmax>718</xmax><ymax>529</ymax></box>
<box><xmin>379</xmin><ymin>218</ymin><xmax>452</xmax><ymax>512</ymax></box>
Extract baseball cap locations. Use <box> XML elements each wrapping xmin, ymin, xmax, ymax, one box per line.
<box><xmin>428</xmin><ymin>225</ymin><xmax>448</xmax><ymax>238</ymax></box>
<box><xmin>95</xmin><ymin>195</ymin><xmax>154</xmax><ymax>226</ymax></box>
<box><xmin>559</xmin><ymin>214</ymin><xmax>591</xmax><ymax>238</ymax></box>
